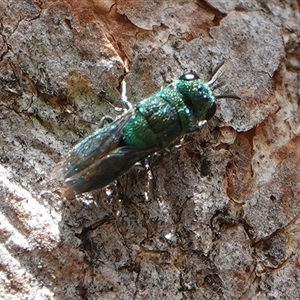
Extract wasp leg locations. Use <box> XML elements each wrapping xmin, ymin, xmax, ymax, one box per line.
<box><xmin>144</xmin><ymin>156</ymin><xmax>160</xmax><ymax>203</ymax></box>
<box><xmin>132</xmin><ymin>161</ymin><xmax>146</xmax><ymax>170</ymax></box>
<box><xmin>166</xmin><ymin>120</ymin><xmax>208</xmax><ymax>153</ymax></box>
<box><xmin>121</xmin><ymin>79</ymin><xmax>133</xmax><ymax>110</ymax></box>
<box><xmin>130</xmin><ymin>156</ymin><xmax>158</xmax><ymax>202</ymax></box>
<box><xmin>188</xmin><ymin>120</ymin><xmax>208</xmax><ymax>132</ymax></box>
<box><xmin>132</xmin><ymin>151</ymin><xmax>162</xmax><ymax>171</ymax></box>
<box><xmin>115</xmin><ymin>78</ymin><xmax>133</xmax><ymax>113</ymax></box>
<box><xmin>106</xmin><ymin>78</ymin><xmax>133</xmax><ymax>114</ymax></box>
<box><xmin>99</xmin><ymin>115</ymin><xmax>114</xmax><ymax>127</ymax></box>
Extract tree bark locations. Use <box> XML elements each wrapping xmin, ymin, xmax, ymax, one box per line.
<box><xmin>0</xmin><ymin>0</ymin><xmax>299</xmax><ymax>299</ymax></box>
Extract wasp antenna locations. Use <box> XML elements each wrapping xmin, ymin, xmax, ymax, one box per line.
<box><xmin>216</xmin><ymin>94</ymin><xmax>240</xmax><ymax>100</ymax></box>
<box><xmin>211</xmin><ymin>81</ymin><xmax>225</xmax><ymax>91</ymax></box>
<box><xmin>208</xmin><ymin>61</ymin><xmax>228</xmax><ymax>88</ymax></box>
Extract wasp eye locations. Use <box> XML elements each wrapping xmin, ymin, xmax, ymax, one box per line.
<box><xmin>179</xmin><ymin>72</ymin><xmax>199</xmax><ymax>81</ymax></box>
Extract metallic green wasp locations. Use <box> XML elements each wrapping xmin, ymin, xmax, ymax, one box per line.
<box><xmin>54</xmin><ymin>66</ymin><xmax>236</xmax><ymax>197</ymax></box>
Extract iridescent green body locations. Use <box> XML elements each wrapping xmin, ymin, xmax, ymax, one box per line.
<box><xmin>54</xmin><ymin>72</ymin><xmax>217</xmax><ymax>196</ymax></box>
<box><xmin>124</xmin><ymin>76</ymin><xmax>215</xmax><ymax>147</ymax></box>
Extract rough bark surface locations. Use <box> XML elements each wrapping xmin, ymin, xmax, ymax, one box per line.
<box><xmin>0</xmin><ymin>0</ymin><xmax>299</xmax><ymax>299</ymax></box>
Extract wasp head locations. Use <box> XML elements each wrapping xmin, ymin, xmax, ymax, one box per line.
<box><xmin>177</xmin><ymin>72</ymin><xmax>216</xmax><ymax>121</ymax></box>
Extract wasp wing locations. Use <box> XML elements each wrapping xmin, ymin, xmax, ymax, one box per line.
<box><xmin>53</xmin><ymin>110</ymin><xmax>158</xmax><ymax>196</ymax></box>
<box><xmin>63</xmin><ymin>145</ymin><xmax>157</xmax><ymax>195</ymax></box>
<box><xmin>53</xmin><ymin>111</ymin><xmax>134</xmax><ymax>180</ymax></box>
